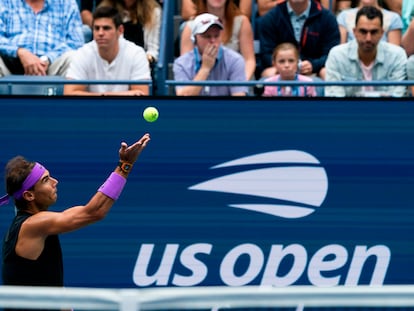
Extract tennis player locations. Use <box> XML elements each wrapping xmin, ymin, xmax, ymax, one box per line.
<box><xmin>0</xmin><ymin>133</ymin><xmax>150</xmax><ymax>293</ymax></box>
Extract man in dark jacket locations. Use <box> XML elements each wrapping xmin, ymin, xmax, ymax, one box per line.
<box><xmin>258</xmin><ymin>0</ymin><xmax>340</xmax><ymax>79</ymax></box>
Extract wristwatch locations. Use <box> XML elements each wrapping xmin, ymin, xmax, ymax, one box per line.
<box><xmin>118</xmin><ymin>161</ymin><xmax>133</xmax><ymax>173</ymax></box>
<box><xmin>40</xmin><ymin>55</ymin><xmax>50</xmax><ymax>65</ymax></box>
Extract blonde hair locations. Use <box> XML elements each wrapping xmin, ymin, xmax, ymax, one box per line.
<box><xmin>193</xmin><ymin>0</ymin><xmax>241</xmax><ymax>44</ymax></box>
<box><xmin>99</xmin><ymin>0</ymin><xmax>160</xmax><ymax>27</ymax></box>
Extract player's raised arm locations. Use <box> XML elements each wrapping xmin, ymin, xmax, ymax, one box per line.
<box><xmin>1</xmin><ymin>133</ymin><xmax>150</xmax><ymax>262</ymax></box>
<box><xmin>38</xmin><ymin>133</ymin><xmax>151</xmax><ymax>235</ymax></box>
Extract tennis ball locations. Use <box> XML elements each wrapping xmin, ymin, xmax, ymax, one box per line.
<box><xmin>143</xmin><ymin>106</ymin><xmax>159</xmax><ymax>123</ymax></box>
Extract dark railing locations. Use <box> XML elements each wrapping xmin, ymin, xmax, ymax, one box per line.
<box><xmin>0</xmin><ymin>77</ymin><xmax>153</xmax><ymax>96</ymax></box>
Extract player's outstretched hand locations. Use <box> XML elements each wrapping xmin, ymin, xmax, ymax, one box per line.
<box><xmin>119</xmin><ymin>133</ymin><xmax>150</xmax><ymax>164</ymax></box>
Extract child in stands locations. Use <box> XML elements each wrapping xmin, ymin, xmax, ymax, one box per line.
<box><xmin>263</xmin><ymin>43</ymin><xmax>317</xmax><ymax>97</ymax></box>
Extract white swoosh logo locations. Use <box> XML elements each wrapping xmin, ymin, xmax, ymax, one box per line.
<box><xmin>189</xmin><ymin>150</ymin><xmax>328</xmax><ymax>219</ymax></box>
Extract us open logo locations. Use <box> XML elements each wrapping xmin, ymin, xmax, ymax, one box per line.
<box><xmin>134</xmin><ymin>151</ymin><xmax>391</xmax><ymax>287</ymax></box>
<box><xmin>188</xmin><ymin>150</ymin><xmax>328</xmax><ymax>219</ymax></box>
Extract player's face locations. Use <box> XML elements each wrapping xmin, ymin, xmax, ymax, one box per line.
<box><xmin>274</xmin><ymin>49</ymin><xmax>298</xmax><ymax>80</ymax></box>
<box><xmin>353</xmin><ymin>16</ymin><xmax>383</xmax><ymax>54</ymax></box>
<box><xmin>196</xmin><ymin>26</ymin><xmax>222</xmax><ymax>54</ymax></box>
<box><xmin>29</xmin><ymin>170</ymin><xmax>58</xmax><ymax>210</ymax></box>
<box><xmin>93</xmin><ymin>18</ymin><xmax>122</xmax><ymax>49</ymax></box>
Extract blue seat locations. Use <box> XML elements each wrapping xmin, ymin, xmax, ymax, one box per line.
<box><xmin>0</xmin><ymin>75</ymin><xmax>66</xmax><ymax>95</ymax></box>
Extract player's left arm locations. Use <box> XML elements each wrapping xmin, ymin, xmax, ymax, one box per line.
<box><xmin>26</xmin><ymin>134</ymin><xmax>150</xmax><ymax>236</ymax></box>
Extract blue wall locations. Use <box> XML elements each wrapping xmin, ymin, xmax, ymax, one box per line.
<box><xmin>0</xmin><ymin>96</ymin><xmax>413</xmax><ymax>288</ymax></box>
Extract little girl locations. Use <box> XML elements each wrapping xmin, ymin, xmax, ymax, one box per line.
<box><xmin>262</xmin><ymin>43</ymin><xmax>317</xmax><ymax>97</ymax></box>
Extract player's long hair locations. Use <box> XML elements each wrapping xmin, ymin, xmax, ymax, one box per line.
<box><xmin>4</xmin><ymin>156</ymin><xmax>35</xmax><ymax>210</ymax></box>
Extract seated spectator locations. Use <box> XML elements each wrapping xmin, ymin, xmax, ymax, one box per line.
<box><xmin>258</xmin><ymin>0</ymin><xmax>340</xmax><ymax>80</ymax></box>
<box><xmin>262</xmin><ymin>43</ymin><xmax>317</xmax><ymax>97</ymax></box>
<box><xmin>402</xmin><ymin>19</ymin><xmax>414</xmax><ymax>56</ymax></box>
<box><xmin>401</xmin><ymin>0</ymin><xmax>414</xmax><ymax>34</ymax></box>
<box><xmin>173</xmin><ymin>13</ymin><xmax>248</xmax><ymax>96</ymax></box>
<box><xmin>257</xmin><ymin>0</ymin><xmax>356</xmax><ymax>17</ymax></box>
<box><xmin>256</xmin><ymin>0</ymin><xmax>284</xmax><ymax>17</ymax></box>
<box><xmin>80</xmin><ymin>0</ymin><xmax>104</xmax><ymax>42</ymax></box>
<box><xmin>337</xmin><ymin>0</ymin><xmax>403</xmax><ymax>45</ymax></box>
<box><xmin>98</xmin><ymin>0</ymin><xmax>161</xmax><ymax>64</ymax></box>
<box><xmin>402</xmin><ymin>19</ymin><xmax>414</xmax><ymax>96</ymax></box>
<box><xmin>64</xmin><ymin>6</ymin><xmax>151</xmax><ymax>96</ymax></box>
<box><xmin>407</xmin><ymin>55</ymin><xmax>414</xmax><ymax>96</ymax></box>
<box><xmin>180</xmin><ymin>0</ymin><xmax>256</xmax><ymax>80</ymax></box>
<box><xmin>325</xmin><ymin>6</ymin><xmax>407</xmax><ymax>97</ymax></box>
<box><xmin>0</xmin><ymin>0</ymin><xmax>84</xmax><ymax>77</ymax></box>
<box><xmin>181</xmin><ymin>0</ymin><xmax>252</xmax><ymax>21</ymax></box>
<box><xmin>381</xmin><ymin>0</ymin><xmax>401</xmax><ymax>16</ymax></box>
<box><xmin>321</xmin><ymin>0</ymin><xmax>354</xmax><ymax>14</ymax></box>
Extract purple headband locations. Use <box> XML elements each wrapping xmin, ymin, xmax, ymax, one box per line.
<box><xmin>0</xmin><ymin>162</ymin><xmax>46</xmax><ymax>206</ymax></box>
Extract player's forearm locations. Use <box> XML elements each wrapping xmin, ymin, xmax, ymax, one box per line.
<box><xmin>91</xmin><ymin>164</ymin><xmax>131</xmax><ymax>216</ymax></box>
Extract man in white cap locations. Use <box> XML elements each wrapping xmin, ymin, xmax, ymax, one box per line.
<box><xmin>173</xmin><ymin>13</ymin><xmax>248</xmax><ymax>96</ymax></box>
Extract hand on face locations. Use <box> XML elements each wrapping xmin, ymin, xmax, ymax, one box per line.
<box><xmin>201</xmin><ymin>43</ymin><xmax>219</xmax><ymax>70</ymax></box>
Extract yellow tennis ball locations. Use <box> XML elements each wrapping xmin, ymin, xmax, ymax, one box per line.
<box><xmin>143</xmin><ymin>106</ymin><xmax>159</xmax><ymax>123</ymax></box>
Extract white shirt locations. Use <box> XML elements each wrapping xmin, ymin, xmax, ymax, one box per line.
<box><xmin>66</xmin><ymin>37</ymin><xmax>151</xmax><ymax>93</ymax></box>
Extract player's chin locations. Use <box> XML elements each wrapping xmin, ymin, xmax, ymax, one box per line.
<box><xmin>51</xmin><ymin>193</ymin><xmax>58</xmax><ymax>202</ymax></box>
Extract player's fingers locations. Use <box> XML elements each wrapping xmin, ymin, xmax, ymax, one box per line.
<box><xmin>119</xmin><ymin>142</ymin><xmax>127</xmax><ymax>154</ymax></box>
<box><xmin>131</xmin><ymin>134</ymin><xmax>150</xmax><ymax>150</ymax></box>
<box><xmin>123</xmin><ymin>135</ymin><xmax>149</xmax><ymax>155</ymax></box>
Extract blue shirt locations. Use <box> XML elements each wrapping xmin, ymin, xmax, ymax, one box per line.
<box><xmin>173</xmin><ymin>46</ymin><xmax>248</xmax><ymax>96</ymax></box>
<box><xmin>0</xmin><ymin>0</ymin><xmax>84</xmax><ymax>63</ymax></box>
<box><xmin>325</xmin><ymin>40</ymin><xmax>407</xmax><ymax>97</ymax></box>
<box><xmin>287</xmin><ymin>0</ymin><xmax>311</xmax><ymax>43</ymax></box>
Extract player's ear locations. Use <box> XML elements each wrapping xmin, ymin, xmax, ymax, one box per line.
<box><xmin>22</xmin><ymin>190</ymin><xmax>35</xmax><ymax>202</ymax></box>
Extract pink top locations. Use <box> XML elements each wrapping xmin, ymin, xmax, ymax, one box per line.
<box><xmin>262</xmin><ymin>74</ymin><xmax>317</xmax><ymax>97</ymax></box>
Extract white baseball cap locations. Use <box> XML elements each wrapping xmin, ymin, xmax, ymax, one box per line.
<box><xmin>191</xmin><ymin>13</ymin><xmax>224</xmax><ymax>42</ymax></box>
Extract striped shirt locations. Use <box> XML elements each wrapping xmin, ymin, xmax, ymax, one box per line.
<box><xmin>0</xmin><ymin>0</ymin><xmax>84</xmax><ymax>62</ymax></box>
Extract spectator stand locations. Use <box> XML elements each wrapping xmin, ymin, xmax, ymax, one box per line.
<box><xmin>0</xmin><ymin>77</ymin><xmax>153</xmax><ymax>96</ymax></box>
